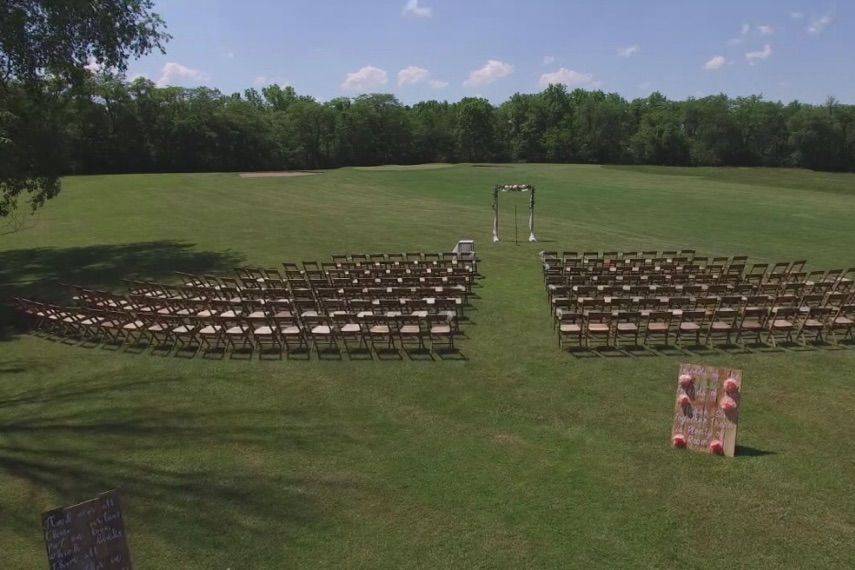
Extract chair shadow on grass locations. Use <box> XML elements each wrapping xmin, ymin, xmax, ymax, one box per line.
<box><xmin>0</xmin><ymin>240</ymin><xmax>244</xmax><ymax>342</ymax></box>
<box><xmin>0</xmin><ymin>373</ymin><xmax>357</xmax><ymax>560</ymax></box>
<box><xmin>403</xmin><ymin>345</ymin><xmax>435</xmax><ymax>361</ymax></box>
<box><xmin>563</xmin><ymin>340</ymin><xmax>852</xmax><ymax>358</ymax></box>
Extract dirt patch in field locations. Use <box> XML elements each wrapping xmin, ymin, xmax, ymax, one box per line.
<box><xmin>238</xmin><ymin>171</ymin><xmax>322</xmax><ymax>178</ymax></box>
<box><xmin>353</xmin><ymin>163</ymin><xmax>456</xmax><ymax>171</ymax></box>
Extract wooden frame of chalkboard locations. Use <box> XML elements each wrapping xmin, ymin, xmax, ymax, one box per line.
<box><xmin>41</xmin><ymin>489</ymin><xmax>132</xmax><ymax>570</ymax></box>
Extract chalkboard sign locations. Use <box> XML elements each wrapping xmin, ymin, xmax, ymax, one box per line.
<box><xmin>671</xmin><ymin>363</ymin><xmax>743</xmax><ymax>457</ymax></box>
<box><xmin>42</xmin><ymin>489</ymin><xmax>132</xmax><ymax>570</ymax></box>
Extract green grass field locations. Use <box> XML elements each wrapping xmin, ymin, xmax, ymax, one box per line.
<box><xmin>1</xmin><ymin>164</ymin><xmax>854</xmax><ymax>568</ymax></box>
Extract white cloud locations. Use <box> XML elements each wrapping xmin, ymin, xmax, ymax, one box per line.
<box><xmin>727</xmin><ymin>37</ymin><xmax>743</xmax><ymax>46</ymax></box>
<box><xmin>226</xmin><ymin>51</ymin><xmax>235</xmax><ymax>59</ymax></box>
<box><xmin>156</xmin><ymin>62</ymin><xmax>210</xmax><ymax>87</ymax></box>
<box><xmin>341</xmin><ymin>65</ymin><xmax>388</xmax><ymax>91</ymax></box>
<box><xmin>542</xmin><ymin>55</ymin><xmax>555</xmax><ymax>66</ymax></box>
<box><xmin>741</xmin><ymin>23</ymin><xmax>751</xmax><ymax>35</ymax></box>
<box><xmin>745</xmin><ymin>44</ymin><xmax>772</xmax><ymax>65</ymax></box>
<box><xmin>428</xmin><ymin>79</ymin><xmax>448</xmax><ymax>89</ymax></box>
<box><xmin>790</xmin><ymin>12</ymin><xmax>804</xmax><ymax>20</ymax></box>
<box><xmin>757</xmin><ymin>25</ymin><xmax>775</xmax><ymax>36</ymax></box>
<box><xmin>253</xmin><ymin>75</ymin><xmax>288</xmax><ymax>87</ymax></box>
<box><xmin>397</xmin><ymin>65</ymin><xmax>429</xmax><ymax>86</ymax></box>
<box><xmin>538</xmin><ymin>68</ymin><xmax>602</xmax><ymax>89</ymax></box>
<box><xmin>807</xmin><ymin>14</ymin><xmax>834</xmax><ymax>34</ymax></box>
<box><xmin>402</xmin><ymin>0</ymin><xmax>431</xmax><ymax>19</ymax></box>
<box><xmin>703</xmin><ymin>55</ymin><xmax>727</xmax><ymax>71</ymax></box>
<box><xmin>617</xmin><ymin>44</ymin><xmax>640</xmax><ymax>58</ymax></box>
<box><xmin>463</xmin><ymin>59</ymin><xmax>513</xmax><ymax>87</ymax></box>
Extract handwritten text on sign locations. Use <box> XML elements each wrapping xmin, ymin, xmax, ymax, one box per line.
<box><xmin>672</xmin><ymin>363</ymin><xmax>743</xmax><ymax>457</ymax></box>
<box><xmin>42</xmin><ymin>489</ymin><xmax>132</xmax><ymax>570</ymax></box>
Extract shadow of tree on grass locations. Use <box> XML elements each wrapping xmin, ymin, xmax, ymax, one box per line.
<box><xmin>0</xmin><ymin>240</ymin><xmax>244</xmax><ymax>340</ymax></box>
<box><xmin>0</xmin><ymin>373</ymin><xmax>358</xmax><ymax>565</ymax></box>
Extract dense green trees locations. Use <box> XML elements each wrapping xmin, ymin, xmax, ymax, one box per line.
<box><xmin>4</xmin><ymin>72</ymin><xmax>855</xmax><ymax>216</ymax></box>
<box><xmin>41</xmin><ymin>76</ymin><xmax>851</xmax><ymax>177</ymax></box>
<box><xmin>0</xmin><ymin>0</ymin><xmax>169</xmax><ymax>216</ymax></box>
<box><xmin>2</xmin><ymin>3</ymin><xmax>853</xmax><ymax>218</ymax></box>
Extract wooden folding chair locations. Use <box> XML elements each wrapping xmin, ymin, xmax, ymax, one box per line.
<box><xmin>789</xmin><ymin>260</ymin><xmax>806</xmax><ymax>275</ymax></box>
<box><xmin>799</xmin><ymin>293</ymin><xmax>824</xmax><ymax>311</ymax></box>
<box><xmin>694</xmin><ymin>297</ymin><xmax>718</xmax><ymax>318</ymax></box>
<box><xmin>397</xmin><ymin>315</ymin><xmax>427</xmax><ymax>352</ymax></box>
<box><xmin>118</xmin><ymin>311</ymin><xmax>148</xmax><ymax>346</ymax></box>
<box><xmin>719</xmin><ymin>295</ymin><xmax>744</xmax><ymax>310</ymax></box>
<box><xmin>825</xmin><ymin>292</ymin><xmax>849</xmax><ymax>311</ymax></box>
<box><xmin>220</xmin><ymin>315</ymin><xmax>251</xmax><ymax>353</ymax></box>
<box><xmin>166</xmin><ymin>315</ymin><xmax>198</xmax><ymax>352</ymax></box>
<box><xmin>293</xmin><ymin>298</ymin><xmax>319</xmax><ymax>320</ymax></box>
<box><xmin>614</xmin><ymin>311</ymin><xmax>641</xmax><ymax>348</ymax></box>
<box><xmin>736</xmin><ymin>307</ymin><xmax>769</xmax><ymax>345</ymax></box>
<box><xmin>644</xmin><ymin>310</ymin><xmax>672</xmax><ymax>346</ymax></box>
<box><xmin>585</xmin><ymin>311</ymin><xmax>612</xmax><ymax>348</ymax></box>
<box><xmin>52</xmin><ymin>306</ymin><xmax>89</xmax><ymax>340</ymax></box>
<box><xmin>363</xmin><ymin>315</ymin><xmax>395</xmax><ymax>352</ymax></box>
<box><xmin>798</xmin><ymin>306</ymin><xmax>833</xmax><ymax>345</ymax></box>
<box><xmin>333</xmin><ymin>313</ymin><xmax>365</xmax><ymax>352</ymax></box>
<box><xmin>140</xmin><ymin>312</ymin><xmax>174</xmax><ymax>350</ymax></box>
<box><xmin>773</xmin><ymin>294</ymin><xmax>800</xmax><ymax>308</ymax></box>
<box><xmin>91</xmin><ymin>309</ymin><xmax>130</xmax><ymax>345</ymax></box>
<box><xmin>557</xmin><ymin>312</ymin><xmax>583</xmax><ymax>349</ymax></box>
<box><xmin>428</xmin><ymin>314</ymin><xmax>454</xmax><ymax>352</ymax></box>
<box><xmin>197</xmin><ymin>315</ymin><xmax>225</xmax><ymax>352</ymax></box>
<box><xmin>766</xmin><ymin>262</ymin><xmax>789</xmax><ymax>282</ymax></box>
<box><xmin>706</xmin><ymin>307</ymin><xmax>738</xmax><ymax>346</ymax></box>
<box><xmin>766</xmin><ymin>307</ymin><xmax>798</xmax><ymax>347</ymax></box>
<box><xmin>676</xmin><ymin>309</ymin><xmax>707</xmax><ymax>346</ymax></box>
<box><xmin>274</xmin><ymin>315</ymin><xmax>306</xmax><ymax>354</ymax></box>
<box><xmin>305</xmin><ymin>315</ymin><xmax>338</xmax><ymax>355</ymax></box>
<box><xmin>830</xmin><ymin>304</ymin><xmax>855</xmax><ymax>344</ymax></box>
<box><xmin>250</xmin><ymin>315</ymin><xmax>281</xmax><ymax>356</ymax></box>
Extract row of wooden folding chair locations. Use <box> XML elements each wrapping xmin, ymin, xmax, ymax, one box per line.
<box><xmin>124</xmin><ymin>277</ymin><xmax>469</xmax><ymax>309</ymax></box>
<box><xmin>546</xmin><ymin>264</ymin><xmax>852</xmax><ymax>293</ymax></box>
<box><xmin>543</xmin><ymin>249</ymin><xmax>699</xmax><ymax>262</ymax></box>
<box><xmin>547</xmin><ymin>267</ymin><xmax>751</xmax><ymax>287</ymax></box>
<box><xmin>78</xmin><ymin>282</ymin><xmax>467</xmax><ymax>323</ymax></box>
<box><xmin>552</xmin><ymin>289</ymin><xmax>854</xmax><ymax>315</ymax></box>
<box><xmin>15</xmin><ymin>298</ymin><xmax>459</xmax><ymax>356</ymax></box>
<box><xmin>68</xmin><ymin>286</ymin><xmax>463</xmax><ymax>332</ymax></box>
<box><xmin>548</xmin><ymin>281</ymin><xmax>854</xmax><ymax>314</ymax></box>
<box><xmin>556</xmin><ymin>304</ymin><xmax>854</xmax><ymax>349</ymax></box>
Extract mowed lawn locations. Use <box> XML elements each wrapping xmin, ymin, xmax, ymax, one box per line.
<box><xmin>1</xmin><ymin>164</ymin><xmax>854</xmax><ymax>568</ymax></box>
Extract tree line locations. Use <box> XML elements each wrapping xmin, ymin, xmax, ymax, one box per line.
<box><xmin>3</xmin><ymin>1</ymin><xmax>854</xmax><ymax>218</ymax></box>
<box><xmin>9</xmin><ymin>75</ymin><xmax>854</xmax><ymax>180</ymax></box>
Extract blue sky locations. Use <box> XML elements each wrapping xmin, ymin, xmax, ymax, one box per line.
<box><xmin>128</xmin><ymin>1</ymin><xmax>854</xmax><ymax>104</ymax></box>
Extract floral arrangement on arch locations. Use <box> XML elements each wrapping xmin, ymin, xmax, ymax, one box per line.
<box><xmin>496</xmin><ymin>184</ymin><xmax>533</xmax><ymax>192</ymax></box>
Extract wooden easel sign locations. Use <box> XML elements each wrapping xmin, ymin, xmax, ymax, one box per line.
<box><xmin>42</xmin><ymin>489</ymin><xmax>132</xmax><ymax>570</ymax></box>
<box><xmin>671</xmin><ymin>363</ymin><xmax>743</xmax><ymax>457</ymax></box>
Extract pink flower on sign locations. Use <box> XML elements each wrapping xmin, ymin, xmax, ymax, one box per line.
<box><xmin>673</xmin><ymin>434</ymin><xmax>687</xmax><ymax>448</ymax></box>
<box><xmin>679</xmin><ymin>374</ymin><xmax>694</xmax><ymax>388</ymax></box>
<box><xmin>710</xmin><ymin>440</ymin><xmax>724</xmax><ymax>455</ymax></box>
<box><xmin>724</xmin><ymin>378</ymin><xmax>739</xmax><ymax>393</ymax></box>
<box><xmin>678</xmin><ymin>394</ymin><xmax>691</xmax><ymax>407</ymax></box>
<box><xmin>721</xmin><ymin>397</ymin><xmax>737</xmax><ymax>412</ymax></box>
